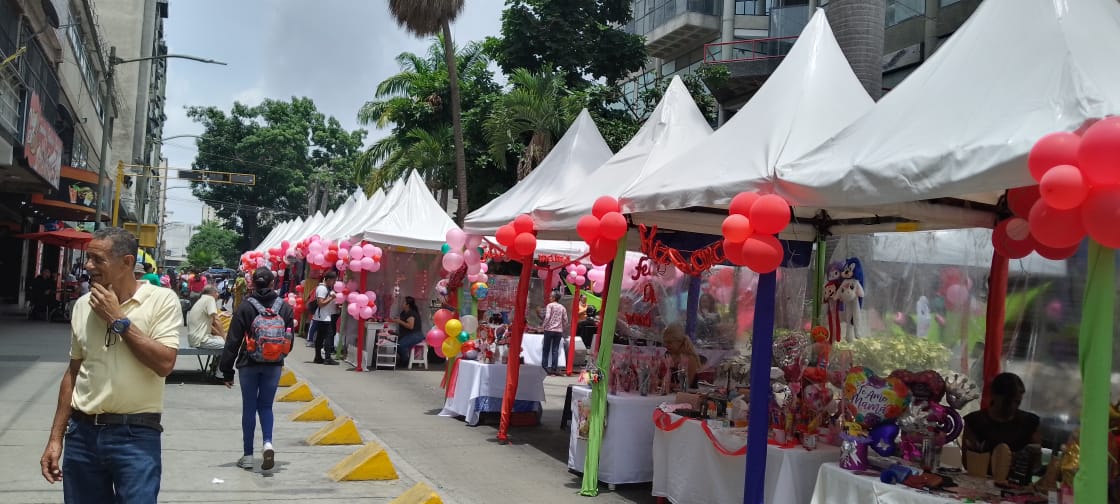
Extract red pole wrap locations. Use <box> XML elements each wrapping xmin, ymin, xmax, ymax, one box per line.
<box><xmin>981</xmin><ymin>251</ymin><xmax>1009</xmax><ymax>407</ymax></box>
<box><xmin>567</xmin><ymin>287</ymin><xmax>581</xmax><ymax>376</ymax></box>
<box><xmin>355</xmin><ymin>271</ymin><xmax>367</xmax><ymax>372</ymax></box>
<box><xmin>498</xmin><ymin>258</ymin><xmax>533</xmax><ymax>442</ymax></box>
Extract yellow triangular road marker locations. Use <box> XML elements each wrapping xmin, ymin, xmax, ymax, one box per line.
<box><xmin>327</xmin><ymin>442</ymin><xmax>399</xmax><ymax>481</ymax></box>
<box><xmin>306</xmin><ymin>416</ymin><xmax>362</xmax><ymax>445</ymax></box>
<box><xmin>289</xmin><ymin>396</ymin><xmax>336</xmax><ymax>421</ymax></box>
<box><xmin>389</xmin><ymin>482</ymin><xmax>442</xmax><ymax>503</ymax></box>
<box><xmin>276</xmin><ymin>381</ymin><xmax>314</xmax><ymax>402</ymax></box>
<box><xmin>278</xmin><ymin>368</ymin><xmax>297</xmax><ymax>387</ymax></box>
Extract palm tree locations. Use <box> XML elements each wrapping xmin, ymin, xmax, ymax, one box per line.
<box><xmin>484</xmin><ymin>69</ymin><xmax>578</xmax><ymax>180</ymax></box>
<box><xmin>388</xmin><ymin>0</ymin><xmax>469</xmax><ymax>224</ymax></box>
<box><xmin>359</xmin><ymin>126</ymin><xmax>455</xmax><ymax>206</ymax></box>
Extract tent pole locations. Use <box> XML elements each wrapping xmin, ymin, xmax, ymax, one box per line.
<box><xmin>813</xmin><ymin>235</ymin><xmax>826</xmax><ymax>327</ymax></box>
<box><xmin>580</xmin><ymin>236</ymin><xmax>628</xmax><ymax>496</ymax></box>
<box><xmin>685</xmin><ymin>276</ymin><xmax>701</xmax><ymax>340</ymax></box>
<box><xmin>743</xmin><ymin>270</ymin><xmax>777</xmax><ymax>504</ymax></box>
<box><xmin>498</xmin><ymin>256</ymin><xmax>533</xmax><ymax>442</ymax></box>
<box><xmin>1074</xmin><ymin>241</ymin><xmax>1114</xmax><ymax>502</ymax></box>
<box><xmin>981</xmin><ymin>251</ymin><xmax>1008</xmax><ymax>406</ymax></box>
<box><xmin>567</xmin><ymin>286</ymin><xmax>581</xmax><ymax>376</ymax></box>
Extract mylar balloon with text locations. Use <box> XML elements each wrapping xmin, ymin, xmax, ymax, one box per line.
<box><xmin>843</xmin><ymin>367</ymin><xmax>911</xmax><ymax>429</ymax></box>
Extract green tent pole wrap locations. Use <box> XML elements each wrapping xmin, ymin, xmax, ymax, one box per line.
<box><xmin>1074</xmin><ymin>241</ymin><xmax>1114</xmax><ymax>502</ymax></box>
<box><xmin>580</xmin><ymin>234</ymin><xmax>628</xmax><ymax>496</ymax></box>
<box><xmin>812</xmin><ymin>236</ymin><xmax>826</xmax><ymax>326</ymax></box>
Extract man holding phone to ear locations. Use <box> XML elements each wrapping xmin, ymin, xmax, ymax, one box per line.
<box><xmin>40</xmin><ymin>227</ymin><xmax>182</xmax><ymax>503</ymax></box>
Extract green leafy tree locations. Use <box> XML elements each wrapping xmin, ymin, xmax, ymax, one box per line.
<box><xmin>185</xmin><ymin>221</ymin><xmax>240</xmax><ymax>269</ymax></box>
<box><xmin>357</xmin><ymin>37</ymin><xmax>510</xmax><ymax>214</ymax></box>
<box><xmin>187</xmin><ymin>97</ymin><xmax>365</xmax><ymax>249</ymax></box>
<box><xmin>488</xmin><ymin>0</ymin><xmax>647</xmax><ymax>88</ymax></box>
<box><xmin>484</xmin><ymin>69</ymin><xmax>578</xmax><ymax>180</ymax></box>
<box><xmin>388</xmin><ymin>0</ymin><xmax>470</xmax><ymax>225</ymax></box>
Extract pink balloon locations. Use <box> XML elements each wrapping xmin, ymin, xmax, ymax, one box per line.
<box><xmin>467</xmin><ymin>274</ymin><xmax>480</xmax><ymax>283</ymax></box>
<box><xmin>433</xmin><ymin>309</ymin><xmax>454</xmax><ymax>330</ymax></box>
<box><xmin>338</xmin><ymin>248</ymin><xmax>349</xmax><ymax>260</ymax></box>
<box><xmin>464</xmin><ymin>248</ymin><xmax>480</xmax><ymax>265</ymax></box>
<box><xmin>333</xmin><ymin>282</ymin><xmax>344</xmax><ymax>292</ymax></box>
<box><xmin>370</xmin><ymin>246</ymin><xmax>383</xmax><ymax>260</ymax></box>
<box><xmin>477</xmin><ymin>273</ymin><xmax>488</xmax><ymax>283</ymax></box>
<box><xmin>338</xmin><ymin>240</ymin><xmax>351</xmax><ymax>250</ymax></box>
<box><xmin>480</xmin><ymin>263</ymin><xmax>488</xmax><ymax>273</ymax></box>
<box><xmin>945</xmin><ymin>284</ymin><xmax>969</xmax><ymax>309</ymax></box>
<box><xmin>426</xmin><ymin>328</ymin><xmax>448</xmax><ymax>348</ymax></box>
<box><xmin>369</xmin><ymin>261</ymin><xmax>380</xmax><ymax>272</ymax></box>
<box><xmin>355</xmin><ymin>294</ymin><xmax>369</xmax><ymax>306</ymax></box>
<box><xmin>308</xmin><ymin>242</ymin><xmax>323</xmax><ymax>255</ymax></box>
<box><xmin>1039</xmin><ymin>164</ymin><xmax>1089</xmax><ymax>210</ymax></box>
<box><xmin>592</xmin><ymin>281</ymin><xmax>604</xmax><ymax>293</ymax></box>
<box><xmin>360</xmin><ymin>257</ymin><xmax>376</xmax><ymax>271</ymax></box>
<box><xmin>442</xmin><ymin>252</ymin><xmax>464</xmax><ymax>272</ymax></box>
<box><xmin>349</xmin><ymin>245</ymin><xmax>365</xmax><ymax>260</ymax></box>
<box><xmin>280</xmin><ymin>240</ymin><xmax>290</xmax><ymax>249</ymax></box>
<box><xmin>572</xmin><ymin>274</ymin><xmax>586</xmax><ymax>286</ymax></box>
<box><xmin>349</xmin><ymin>259</ymin><xmax>362</xmax><ymax>272</ymax></box>
<box><xmin>347</xmin><ymin>303</ymin><xmax>360</xmax><ymax>318</ymax></box>
<box><xmin>446</xmin><ymin>229</ymin><xmax>467</xmax><ymax>249</ymax></box>
<box><xmin>1005</xmin><ymin>217</ymin><xmax>1031</xmax><ymax>241</ymax></box>
<box><xmin>360</xmin><ymin>306</ymin><xmax>374</xmax><ymax>319</ymax></box>
<box><xmin>466</xmin><ymin>234</ymin><xmax>483</xmax><ymax>249</ymax></box>
<box><xmin>334</xmin><ymin>296</ymin><xmax>345</xmax><ymax>305</ymax></box>
<box><xmin>347</xmin><ymin>293</ymin><xmax>359</xmax><ymax>304</ymax></box>
<box><xmin>365</xmin><ymin>291</ymin><xmax>377</xmax><ymax>303</ymax></box>
<box><xmin>575</xmin><ymin>265</ymin><xmax>587</xmax><ymax>276</ymax></box>
<box><xmin>468</xmin><ymin>263</ymin><xmax>482</xmax><ymax>275</ymax></box>
<box><xmin>335</xmin><ymin>260</ymin><xmax>346</xmax><ymax>271</ymax></box>
<box><xmin>362</xmin><ymin>244</ymin><xmax>377</xmax><ymax>258</ymax></box>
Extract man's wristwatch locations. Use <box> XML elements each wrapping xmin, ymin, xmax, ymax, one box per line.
<box><xmin>110</xmin><ymin>317</ymin><xmax>131</xmax><ymax>335</ymax></box>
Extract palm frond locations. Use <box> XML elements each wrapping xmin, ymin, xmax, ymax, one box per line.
<box><xmin>388</xmin><ymin>0</ymin><xmax>464</xmax><ymax>37</ymax></box>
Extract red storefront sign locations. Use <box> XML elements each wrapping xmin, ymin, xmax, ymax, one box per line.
<box><xmin>23</xmin><ymin>92</ymin><xmax>63</xmax><ymax>189</ymax></box>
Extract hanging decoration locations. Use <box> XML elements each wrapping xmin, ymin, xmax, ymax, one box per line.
<box><xmin>637</xmin><ymin>225</ymin><xmax>724</xmax><ymax>276</ymax></box>
<box><xmin>494</xmin><ymin>214</ymin><xmax>537</xmax><ymax>260</ymax></box>
<box><xmin>345</xmin><ymin>289</ymin><xmax>378</xmax><ymax>321</ymax></box>
<box><xmin>577</xmin><ymin>196</ymin><xmax>626</xmax><ymax>266</ymax></box>
<box><xmin>720</xmin><ymin>191</ymin><xmax>790</xmax><ymax>274</ymax></box>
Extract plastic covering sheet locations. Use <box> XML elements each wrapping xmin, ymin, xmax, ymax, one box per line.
<box><xmin>340</xmin><ymin>251</ymin><xmax>443</xmax><ymax>361</ymax></box>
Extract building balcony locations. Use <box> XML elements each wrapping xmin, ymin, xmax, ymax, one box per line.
<box><xmin>703</xmin><ymin>35</ymin><xmax>797</xmax><ymax>107</ymax></box>
<box><xmin>630</xmin><ymin>0</ymin><xmax>723</xmax><ymax>59</ymax></box>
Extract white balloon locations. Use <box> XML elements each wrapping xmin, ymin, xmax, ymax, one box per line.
<box><xmin>460</xmin><ymin>315</ymin><xmax>479</xmax><ymax>334</ymax></box>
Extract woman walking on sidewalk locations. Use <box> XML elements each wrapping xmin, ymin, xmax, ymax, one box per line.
<box><xmin>220</xmin><ymin>268</ymin><xmax>294</xmax><ymax>471</ymax></box>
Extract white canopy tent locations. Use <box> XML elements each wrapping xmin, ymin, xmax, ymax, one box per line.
<box><xmin>254</xmin><ymin>217</ymin><xmax>300</xmax><ymax>252</ymax></box>
<box><xmin>351</xmin><ymin>170</ymin><xmax>460</xmax><ymax>252</ymax></box>
<box><xmin>621</xmin><ymin>9</ymin><xmax>873</xmax><ymax>240</ymax></box>
<box><xmin>532</xmin><ymin>77</ymin><xmax>713</xmax><ymax>240</ymax></box>
<box><xmin>326</xmin><ymin>188</ymin><xmax>385</xmax><ymax>243</ymax></box>
<box><xmin>778</xmin><ymin>0</ymin><xmax>1120</xmax><ymax>221</ymax></box>
<box><xmin>316</xmin><ymin>188</ymin><xmax>366</xmax><ymax>242</ymax></box>
<box><xmin>464</xmin><ymin>109</ymin><xmax>613</xmax><ymax>235</ymax></box>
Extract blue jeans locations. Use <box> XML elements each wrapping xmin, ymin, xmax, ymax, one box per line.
<box><xmin>542</xmin><ymin>330</ymin><xmax>563</xmax><ymax>372</ymax></box>
<box><xmin>238</xmin><ymin>365</ymin><xmax>282</xmax><ymax>456</ymax></box>
<box><xmin>62</xmin><ymin>418</ymin><xmax>162</xmax><ymax>503</ymax></box>
<box><xmin>397</xmin><ymin>331</ymin><xmax>426</xmax><ymax>363</ymax></box>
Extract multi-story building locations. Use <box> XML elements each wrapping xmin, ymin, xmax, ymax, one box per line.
<box><xmin>0</xmin><ymin>0</ymin><xmax>115</xmax><ymax>304</ymax></box>
<box><xmin>623</xmin><ymin>0</ymin><xmax>982</xmax><ymax>113</ymax></box>
<box><xmin>95</xmin><ymin>0</ymin><xmax>168</xmax><ymax>225</ymax></box>
<box><xmin>160</xmin><ymin>219</ymin><xmax>192</xmax><ymax>266</ymax></box>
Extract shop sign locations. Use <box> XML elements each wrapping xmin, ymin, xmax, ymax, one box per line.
<box><xmin>23</xmin><ymin>92</ymin><xmax>63</xmax><ymax>189</ymax></box>
<box><xmin>44</xmin><ymin>168</ymin><xmax>98</xmax><ymax>209</ymax></box>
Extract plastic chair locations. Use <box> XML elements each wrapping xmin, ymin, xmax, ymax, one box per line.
<box><xmin>408</xmin><ymin>341</ymin><xmax>428</xmax><ymax>369</ymax></box>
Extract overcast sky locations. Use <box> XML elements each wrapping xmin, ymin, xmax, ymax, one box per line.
<box><xmin>160</xmin><ymin>1</ymin><xmax>504</xmax><ymax>226</ymax></box>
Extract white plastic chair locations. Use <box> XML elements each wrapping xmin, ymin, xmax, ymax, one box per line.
<box><xmin>408</xmin><ymin>341</ymin><xmax>428</xmax><ymax>369</ymax></box>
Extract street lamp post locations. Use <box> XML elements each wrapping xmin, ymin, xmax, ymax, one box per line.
<box><xmin>93</xmin><ymin>48</ymin><xmax>226</xmax><ymax>230</ymax></box>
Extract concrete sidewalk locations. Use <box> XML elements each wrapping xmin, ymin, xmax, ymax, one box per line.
<box><xmin>0</xmin><ymin>321</ymin><xmax>428</xmax><ymax>503</ymax></box>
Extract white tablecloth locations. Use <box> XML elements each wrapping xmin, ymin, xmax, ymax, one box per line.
<box><xmin>810</xmin><ymin>463</ymin><xmax>961</xmax><ymax>504</ymax></box>
<box><xmin>521</xmin><ymin>332</ymin><xmax>588</xmax><ymax>368</ymax></box>
<box><xmin>652</xmin><ymin>413</ymin><xmax>841</xmax><ymax>504</ymax></box>
<box><xmin>567</xmin><ymin>386</ymin><xmax>669</xmax><ymax>484</ymax></box>
<box><xmin>439</xmin><ymin>360</ymin><xmax>547</xmax><ymax>426</ymax></box>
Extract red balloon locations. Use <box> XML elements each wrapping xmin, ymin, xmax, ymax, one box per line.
<box><xmin>590</xmin><ymin>238</ymin><xmax>617</xmax><ymax>266</ymax></box>
<box><xmin>1028</xmin><ymin>131</ymin><xmax>1081</xmax><ymax>182</ymax></box>
<box><xmin>513</xmin><ymin>232</ymin><xmax>537</xmax><ymax>256</ymax></box>
<box><xmin>1034</xmin><ymin>241</ymin><xmax>1079</xmax><ymax>260</ymax></box>
<box><xmin>749</xmin><ymin>194</ymin><xmax>791</xmax><ymax>235</ymax></box>
<box><xmin>1005</xmin><ymin>217</ymin><xmax>1031</xmax><ymax>241</ymax></box>
<box><xmin>741</xmin><ymin>235</ymin><xmax>783</xmax><ymax>273</ymax></box>
<box><xmin>599</xmin><ymin>212</ymin><xmax>628</xmax><ymax>241</ymax></box>
<box><xmin>513</xmin><ymin>214</ymin><xmax>535</xmax><ymax>234</ymax></box>
<box><xmin>722</xmin><ymin>239</ymin><xmax>745</xmax><ymax>265</ymax></box>
<box><xmin>295</xmin><ymin>285</ymin><xmax>304</xmax><ymax>293</ymax></box>
<box><xmin>496</xmin><ymin>225</ymin><xmax>517</xmax><ymax>246</ymax></box>
<box><xmin>721</xmin><ymin>214</ymin><xmax>753</xmax><ymax>243</ymax></box>
<box><xmin>576</xmin><ymin>215</ymin><xmax>601</xmax><ymax>243</ymax></box>
<box><xmin>1028</xmin><ymin>199</ymin><xmax>1085</xmax><ymax>248</ymax></box>
<box><xmin>1077</xmin><ymin>117</ymin><xmax>1120</xmax><ymax>187</ymax></box>
<box><xmin>592</xmin><ymin>196</ymin><xmax>620</xmax><ymax>219</ymax></box>
<box><xmin>325</xmin><ymin>250</ymin><xmax>338</xmax><ymax>263</ymax></box>
<box><xmin>1039</xmin><ymin>164</ymin><xmax>1089</xmax><ymax>210</ymax></box>
<box><xmin>729</xmin><ymin>192</ymin><xmax>760</xmax><ymax>217</ymax></box>
<box><xmin>1006</xmin><ymin>185</ymin><xmax>1041</xmax><ymax>218</ymax></box>
<box><xmin>1081</xmin><ymin>185</ymin><xmax>1120</xmax><ymax>248</ymax></box>
<box><xmin>992</xmin><ymin>221</ymin><xmax>1034</xmax><ymax>259</ymax></box>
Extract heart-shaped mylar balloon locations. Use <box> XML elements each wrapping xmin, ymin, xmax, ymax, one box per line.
<box><xmin>888</xmin><ymin>369</ymin><xmax>946</xmax><ymax>403</ymax></box>
<box><xmin>844</xmin><ymin>367</ymin><xmax>912</xmax><ymax>428</ymax></box>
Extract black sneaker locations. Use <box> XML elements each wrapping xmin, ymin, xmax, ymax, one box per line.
<box><xmin>313</xmin><ymin>357</ymin><xmax>324</xmax><ymax>364</ymax></box>
<box><xmin>323</xmin><ymin>358</ymin><xmax>339</xmax><ymax>366</ymax></box>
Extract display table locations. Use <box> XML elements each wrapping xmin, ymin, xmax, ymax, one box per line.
<box><xmin>439</xmin><ymin>360</ymin><xmax>547</xmax><ymax>426</ymax></box>
<box><xmin>652</xmin><ymin>412</ymin><xmax>841</xmax><ymax>504</ymax></box>
<box><xmin>567</xmin><ymin>386</ymin><xmax>669</xmax><ymax>485</ymax></box>
<box><xmin>811</xmin><ymin>462</ymin><xmax>1008</xmax><ymax>504</ymax></box>
<box><xmin>521</xmin><ymin>332</ymin><xmax>587</xmax><ymax>368</ymax></box>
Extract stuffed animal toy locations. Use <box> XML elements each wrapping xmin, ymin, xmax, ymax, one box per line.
<box><xmin>824</xmin><ymin>280</ymin><xmax>842</xmax><ymax>342</ymax></box>
<box><xmin>837</xmin><ymin>278</ymin><xmax>864</xmax><ymax>341</ymax></box>
<box><xmin>915</xmin><ymin>296</ymin><xmax>932</xmax><ymax>338</ymax></box>
<box><xmin>840</xmin><ymin>257</ymin><xmax>865</xmax><ymax>307</ymax></box>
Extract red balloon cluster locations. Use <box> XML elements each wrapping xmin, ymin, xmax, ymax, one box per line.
<box><xmin>577</xmin><ymin>196</ymin><xmax>627</xmax><ymax>265</ymax></box>
<box><xmin>284</xmin><ymin>292</ymin><xmax>305</xmax><ymax>321</ymax></box>
<box><xmin>995</xmin><ymin>118</ymin><xmax>1120</xmax><ymax>258</ymax></box>
<box><xmin>720</xmin><ymin>192</ymin><xmax>791</xmax><ymax>273</ymax></box>
<box><xmin>496</xmin><ymin>214</ymin><xmax>537</xmax><ymax>258</ymax></box>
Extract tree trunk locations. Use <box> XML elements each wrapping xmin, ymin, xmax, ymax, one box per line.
<box><xmin>443</xmin><ymin>20</ymin><xmax>469</xmax><ymax>225</ymax></box>
<box><xmin>241</xmin><ymin>209</ymin><xmax>258</xmax><ymax>252</ymax></box>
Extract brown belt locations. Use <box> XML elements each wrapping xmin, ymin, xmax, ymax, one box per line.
<box><xmin>71</xmin><ymin>410</ymin><xmax>163</xmax><ymax>432</ymax></box>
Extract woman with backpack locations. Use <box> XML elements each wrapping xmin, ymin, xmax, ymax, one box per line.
<box><xmin>219</xmin><ymin>268</ymin><xmax>294</xmax><ymax>471</ymax></box>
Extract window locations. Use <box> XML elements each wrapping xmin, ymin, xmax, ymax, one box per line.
<box><xmin>0</xmin><ymin>65</ymin><xmax>19</xmax><ymax>135</ymax></box>
<box><xmin>886</xmin><ymin>0</ymin><xmax>925</xmax><ymax>26</ymax></box>
<box><xmin>65</xmin><ymin>17</ymin><xmax>103</xmax><ymax>119</ymax></box>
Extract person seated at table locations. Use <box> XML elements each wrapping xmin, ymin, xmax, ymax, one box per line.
<box><xmin>576</xmin><ymin>306</ymin><xmax>599</xmax><ymax>352</ymax></box>
<box><xmin>187</xmin><ymin>287</ymin><xmax>227</xmax><ymax>350</ymax></box>
<box><xmin>390</xmin><ymin>296</ymin><xmax>425</xmax><ymax>367</ymax></box>
<box><xmin>662</xmin><ymin>323</ymin><xmax>701</xmax><ymax>389</ymax></box>
<box><xmin>962</xmin><ymin>372</ymin><xmax>1042</xmax><ymax>481</ymax></box>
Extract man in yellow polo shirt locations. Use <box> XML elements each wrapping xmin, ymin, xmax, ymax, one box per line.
<box><xmin>39</xmin><ymin>227</ymin><xmax>181</xmax><ymax>503</ymax></box>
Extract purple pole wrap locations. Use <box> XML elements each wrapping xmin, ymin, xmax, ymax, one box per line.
<box><xmin>685</xmin><ymin>276</ymin><xmax>701</xmax><ymax>339</ymax></box>
<box><xmin>743</xmin><ymin>271</ymin><xmax>776</xmax><ymax>504</ymax></box>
